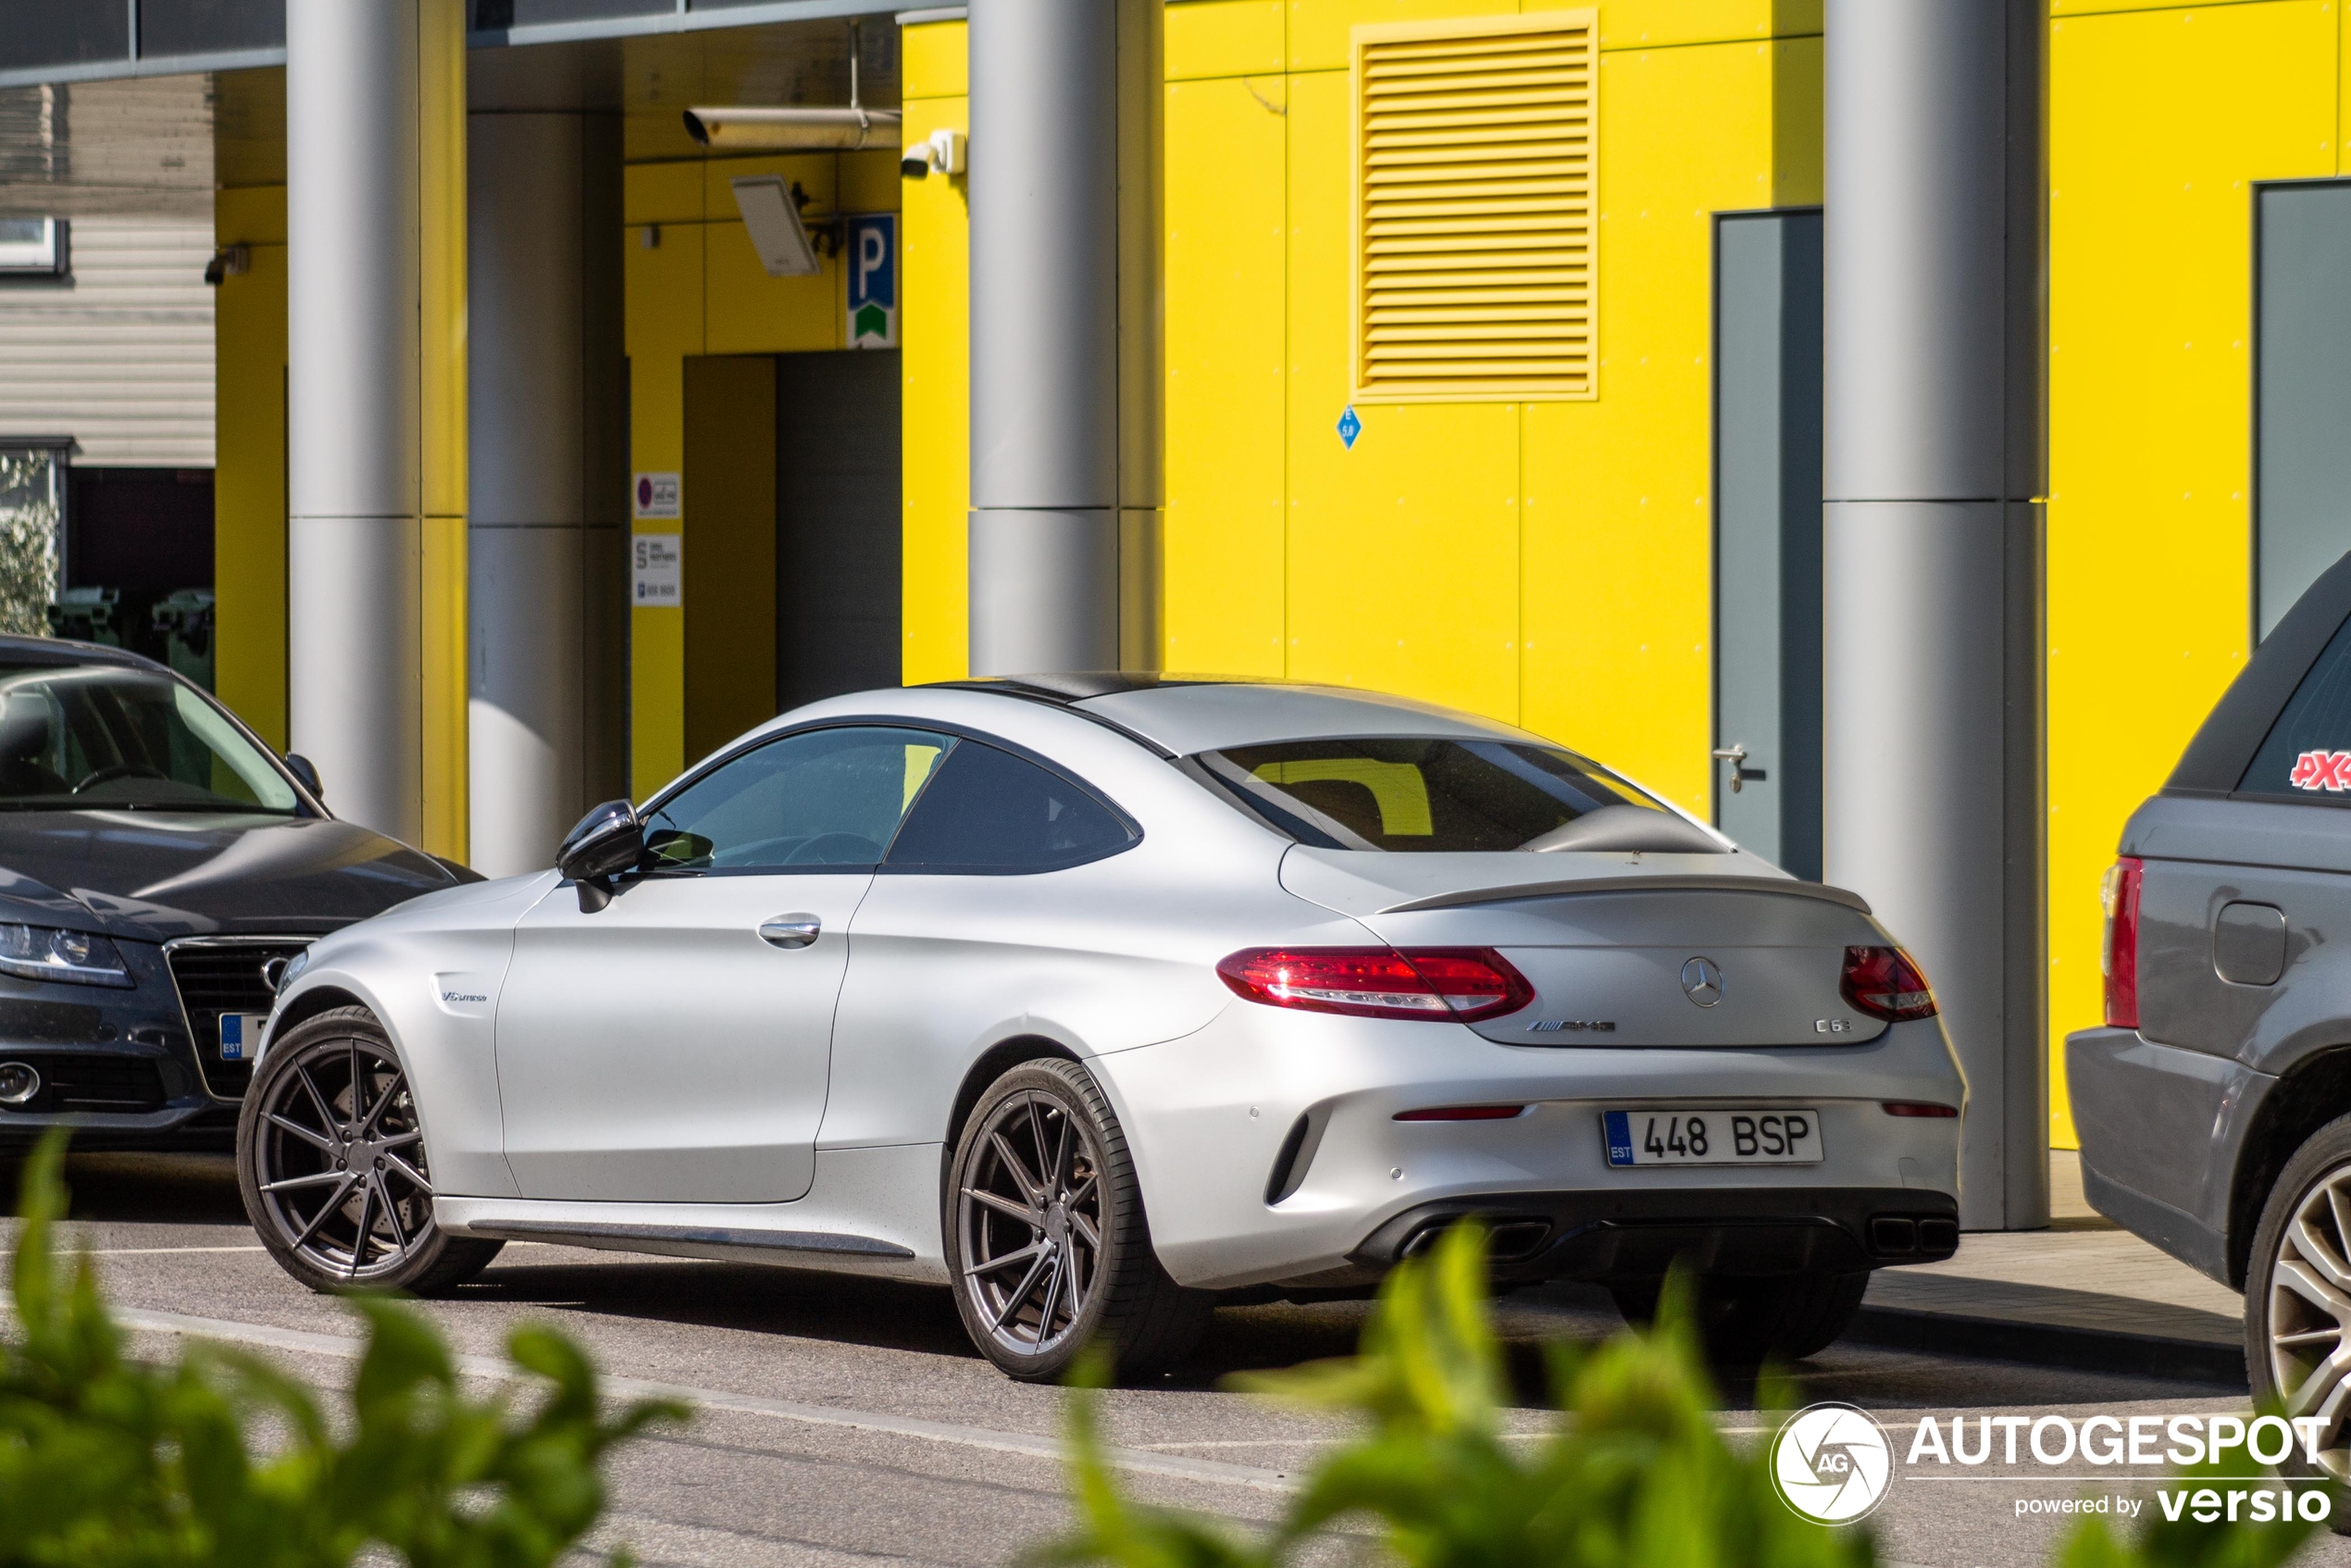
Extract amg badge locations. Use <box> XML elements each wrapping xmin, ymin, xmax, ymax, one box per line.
<box><xmin>1527</xmin><ymin>1019</ymin><xmax>1615</xmax><ymax>1033</ymax></box>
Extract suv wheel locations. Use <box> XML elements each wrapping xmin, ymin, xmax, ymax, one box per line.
<box><xmin>2249</xmin><ymin>1114</ymin><xmax>2351</xmax><ymax>1491</ymax></box>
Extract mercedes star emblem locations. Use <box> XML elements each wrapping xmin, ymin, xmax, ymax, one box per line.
<box><xmin>1680</xmin><ymin>955</ymin><xmax>1725</xmax><ymax>1007</ymax></box>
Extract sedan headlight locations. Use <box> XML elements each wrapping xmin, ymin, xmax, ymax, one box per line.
<box><xmin>0</xmin><ymin>924</ymin><xmax>132</xmax><ymax>988</ymax></box>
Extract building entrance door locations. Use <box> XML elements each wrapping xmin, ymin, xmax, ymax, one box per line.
<box><xmin>1712</xmin><ymin>209</ymin><xmax>1823</xmax><ymax>879</ymax></box>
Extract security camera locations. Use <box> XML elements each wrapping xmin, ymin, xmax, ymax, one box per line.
<box><xmin>902</xmin><ymin>128</ymin><xmax>965</xmax><ymax>180</ymax></box>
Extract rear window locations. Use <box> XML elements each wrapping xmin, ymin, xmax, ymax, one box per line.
<box><xmin>2242</xmin><ymin>613</ymin><xmax>2351</xmax><ymax>799</ymax></box>
<box><xmin>1199</xmin><ymin>737</ymin><xmax>1673</xmax><ymax>852</ymax></box>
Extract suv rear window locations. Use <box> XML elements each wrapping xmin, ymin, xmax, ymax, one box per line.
<box><xmin>2242</xmin><ymin>614</ymin><xmax>2351</xmax><ymax>799</ymax></box>
<box><xmin>1199</xmin><ymin>737</ymin><xmax>1675</xmax><ymax>852</ymax></box>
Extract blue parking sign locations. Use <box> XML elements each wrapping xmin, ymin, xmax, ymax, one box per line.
<box><xmin>847</xmin><ymin>213</ymin><xmax>897</xmax><ymax>349</ymax></box>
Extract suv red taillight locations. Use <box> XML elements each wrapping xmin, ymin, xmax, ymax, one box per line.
<box><xmin>1840</xmin><ymin>945</ymin><xmax>1937</xmax><ymax>1022</ymax></box>
<box><xmin>1216</xmin><ymin>947</ymin><xmax>1534</xmax><ymax>1023</ymax></box>
<box><xmin>2102</xmin><ymin>856</ymin><xmax>2144</xmax><ymax>1029</ymax></box>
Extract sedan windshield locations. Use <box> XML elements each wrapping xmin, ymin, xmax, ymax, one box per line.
<box><xmin>0</xmin><ymin>665</ymin><xmax>299</xmax><ymax>813</ymax></box>
<box><xmin>1199</xmin><ymin>737</ymin><xmax>1676</xmax><ymax>852</ymax></box>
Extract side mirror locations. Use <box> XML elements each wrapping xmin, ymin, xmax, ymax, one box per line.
<box><xmin>285</xmin><ymin>753</ymin><xmax>323</xmax><ymax>799</ymax></box>
<box><xmin>557</xmin><ymin>799</ymin><xmax>643</xmax><ymax>912</ymax></box>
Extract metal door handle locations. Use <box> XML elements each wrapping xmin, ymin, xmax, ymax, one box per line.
<box><xmin>1710</xmin><ymin>743</ymin><xmax>1768</xmax><ymax>794</ymax></box>
<box><xmin>759</xmin><ymin>915</ymin><xmax>822</xmax><ymax>949</ymax></box>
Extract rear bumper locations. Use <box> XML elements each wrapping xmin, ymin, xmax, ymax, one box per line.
<box><xmin>1100</xmin><ymin>1002</ymin><xmax>1967</xmax><ymax>1290</ymax></box>
<box><xmin>2064</xmin><ymin>1025</ymin><xmax>2250</xmax><ymax>1286</ymax></box>
<box><xmin>1346</xmin><ymin>1185</ymin><xmax>1958</xmax><ymax>1287</ymax></box>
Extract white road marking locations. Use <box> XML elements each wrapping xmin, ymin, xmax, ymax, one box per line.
<box><xmin>85</xmin><ymin>1300</ymin><xmax>1301</xmax><ymax>1494</ymax></box>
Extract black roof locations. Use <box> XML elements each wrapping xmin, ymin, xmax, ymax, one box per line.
<box><xmin>923</xmin><ymin>674</ymin><xmax>1254</xmax><ymax>705</ymax></box>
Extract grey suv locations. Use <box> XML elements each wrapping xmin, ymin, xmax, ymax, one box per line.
<box><xmin>2072</xmin><ymin>549</ymin><xmax>2351</xmax><ymax>1476</ymax></box>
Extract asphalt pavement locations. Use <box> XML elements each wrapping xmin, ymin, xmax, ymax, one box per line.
<box><xmin>5</xmin><ymin>1151</ymin><xmax>2347</xmax><ymax>1568</ymax></box>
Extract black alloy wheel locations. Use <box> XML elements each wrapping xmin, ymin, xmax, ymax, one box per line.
<box><xmin>947</xmin><ymin>1058</ymin><xmax>1210</xmax><ymax>1383</ymax></box>
<box><xmin>237</xmin><ymin>1005</ymin><xmax>502</xmax><ymax>1294</ymax></box>
<box><xmin>2248</xmin><ymin>1113</ymin><xmax>2351</xmax><ymax>1526</ymax></box>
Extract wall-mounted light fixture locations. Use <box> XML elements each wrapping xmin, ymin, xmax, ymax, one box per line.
<box><xmin>730</xmin><ymin>177</ymin><xmax>821</xmax><ymax>278</ymax></box>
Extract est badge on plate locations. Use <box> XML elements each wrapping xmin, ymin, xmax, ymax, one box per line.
<box><xmin>1602</xmin><ymin>1108</ymin><xmax>1823</xmax><ymax>1167</ymax></box>
<box><xmin>218</xmin><ymin>1013</ymin><xmax>268</xmax><ymax>1063</ymax></box>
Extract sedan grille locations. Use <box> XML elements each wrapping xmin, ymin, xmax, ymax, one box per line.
<box><xmin>166</xmin><ymin>940</ymin><xmax>311</xmax><ymax>1101</ymax></box>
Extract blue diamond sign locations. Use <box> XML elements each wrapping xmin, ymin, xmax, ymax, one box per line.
<box><xmin>1337</xmin><ymin>405</ymin><xmax>1362</xmax><ymax>449</ymax></box>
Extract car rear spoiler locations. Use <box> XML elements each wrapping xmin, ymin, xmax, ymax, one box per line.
<box><xmin>1381</xmin><ymin>875</ymin><xmax>1874</xmax><ymax>916</ymax></box>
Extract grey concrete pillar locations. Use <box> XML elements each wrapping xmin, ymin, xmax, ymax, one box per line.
<box><xmin>286</xmin><ymin>0</ymin><xmax>425</xmax><ymax>841</ymax></box>
<box><xmin>967</xmin><ymin>0</ymin><xmax>1161</xmax><ymax>676</ymax></box>
<box><xmin>1822</xmin><ymin>0</ymin><xmax>2047</xmax><ymax>1229</ymax></box>
<box><xmin>466</xmin><ymin>112</ymin><xmax>627</xmax><ymax>877</ymax></box>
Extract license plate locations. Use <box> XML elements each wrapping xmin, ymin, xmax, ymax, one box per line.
<box><xmin>218</xmin><ymin>1013</ymin><xmax>267</xmax><ymax>1063</ymax></box>
<box><xmin>1602</xmin><ymin>1108</ymin><xmax>1823</xmax><ymax>1167</ymax></box>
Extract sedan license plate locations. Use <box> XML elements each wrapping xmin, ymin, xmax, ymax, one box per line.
<box><xmin>218</xmin><ymin>1013</ymin><xmax>267</xmax><ymax>1063</ymax></box>
<box><xmin>1602</xmin><ymin>1108</ymin><xmax>1822</xmax><ymax>1167</ymax></box>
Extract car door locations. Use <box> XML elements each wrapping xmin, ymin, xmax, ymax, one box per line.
<box><xmin>495</xmin><ymin>724</ymin><xmax>952</xmax><ymax>1202</ymax></box>
<box><xmin>826</xmin><ymin>735</ymin><xmax>1157</xmax><ymax>1151</ymax></box>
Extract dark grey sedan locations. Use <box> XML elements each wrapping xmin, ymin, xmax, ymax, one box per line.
<box><xmin>2072</xmin><ymin>548</ymin><xmax>2351</xmax><ymax>1481</ymax></box>
<box><xmin>0</xmin><ymin>636</ymin><xmax>468</xmax><ymax>1150</ymax></box>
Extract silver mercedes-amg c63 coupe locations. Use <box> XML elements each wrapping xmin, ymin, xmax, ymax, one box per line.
<box><xmin>238</xmin><ymin>676</ymin><xmax>1966</xmax><ymax>1379</ymax></box>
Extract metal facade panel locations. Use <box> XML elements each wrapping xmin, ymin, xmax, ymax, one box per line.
<box><xmin>0</xmin><ymin>214</ymin><xmax>215</xmax><ymax>467</ymax></box>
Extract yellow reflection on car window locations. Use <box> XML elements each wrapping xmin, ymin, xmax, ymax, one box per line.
<box><xmin>1254</xmin><ymin>758</ymin><xmax>1433</xmax><ymax>836</ymax></box>
<box><xmin>904</xmin><ymin>743</ymin><xmax>946</xmax><ymax>811</ymax></box>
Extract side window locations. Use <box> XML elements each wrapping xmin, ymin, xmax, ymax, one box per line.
<box><xmin>642</xmin><ymin>726</ymin><xmax>952</xmax><ymax>870</ymax></box>
<box><xmin>2243</xmin><ymin>614</ymin><xmax>2351</xmax><ymax>799</ymax></box>
<box><xmin>884</xmin><ymin>740</ymin><xmax>1135</xmax><ymax>873</ymax></box>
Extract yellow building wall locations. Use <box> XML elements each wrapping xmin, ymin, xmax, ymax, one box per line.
<box><xmin>621</xmin><ymin>143</ymin><xmax>901</xmax><ymax>795</ymax></box>
<box><xmin>1145</xmin><ymin>0</ymin><xmax>1822</xmax><ymax>823</ymax></box>
<box><xmin>902</xmin><ymin>19</ymin><xmax>973</xmax><ymax>686</ymax></box>
<box><xmin>2045</xmin><ymin>0</ymin><xmax>2343</xmax><ymax>1145</ymax></box>
<box><xmin>213</xmin><ymin>185</ymin><xmax>290</xmax><ymax>753</ymax></box>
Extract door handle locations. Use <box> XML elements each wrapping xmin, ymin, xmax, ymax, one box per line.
<box><xmin>1710</xmin><ymin>743</ymin><xmax>1769</xmax><ymax>794</ymax></box>
<box><xmin>759</xmin><ymin>915</ymin><xmax>823</xmax><ymax>949</ymax></box>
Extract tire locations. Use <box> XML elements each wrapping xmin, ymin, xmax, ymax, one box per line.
<box><xmin>946</xmin><ymin>1058</ymin><xmax>1212</xmax><ymax>1383</ymax></box>
<box><xmin>2245</xmin><ymin>1114</ymin><xmax>2351</xmax><ymax>1523</ymax></box>
<box><xmin>236</xmin><ymin>1005</ymin><xmax>503</xmax><ymax>1295</ymax></box>
<box><xmin>1610</xmin><ymin>1269</ymin><xmax>1869</xmax><ymax>1365</ymax></box>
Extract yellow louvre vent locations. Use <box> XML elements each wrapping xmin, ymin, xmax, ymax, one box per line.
<box><xmin>1351</xmin><ymin>10</ymin><xmax>1598</xmax><ymax>404</ymax></box>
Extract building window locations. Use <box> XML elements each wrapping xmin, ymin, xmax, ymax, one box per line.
<box><xmin>0</xmin><ymin>219</ymin><xmax>67</xmax><ymax>280</ymax></box>
<box><xmin>1350</xmin><ymin>10</ymin><xmax>1598</xmax><ymax>404</ymax></box>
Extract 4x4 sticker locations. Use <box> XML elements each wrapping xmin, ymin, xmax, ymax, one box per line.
<box><xmin>2289</xmin><ymin>751</ymin><xmax>2351</xmax><ymax>790</ymax></box>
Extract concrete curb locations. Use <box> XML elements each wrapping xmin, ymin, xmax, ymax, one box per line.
<box><xmin>1848</xmin><ymin>1304</ymin><xmax>2246</xmax><ymax>1388</ymax></box>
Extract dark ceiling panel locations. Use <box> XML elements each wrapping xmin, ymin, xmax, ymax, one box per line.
<box><xmin>141</xmin><ymin>0</ymin><xmax>286</xmax><ymax>59</ymax></box>
<box><xmin>0</xmin><ymin>0</ymin><xmax>132</xmax><ymax>71</ymax></box>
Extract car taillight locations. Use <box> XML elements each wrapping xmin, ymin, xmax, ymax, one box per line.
<box><xmin>1841</xmin><ymin>945</ymin><xmax>1937</xmax><ymax>1022</ymax></box>
<box><xmin>1216</xmin><ymin>946</ymin><xmax>1534</xmax><ymax>1022</ymax></box>
<box><xmin>2101</xmin><ymin>855</ymin><xmax>2144</xmax><ymax>1030</ymax></box>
